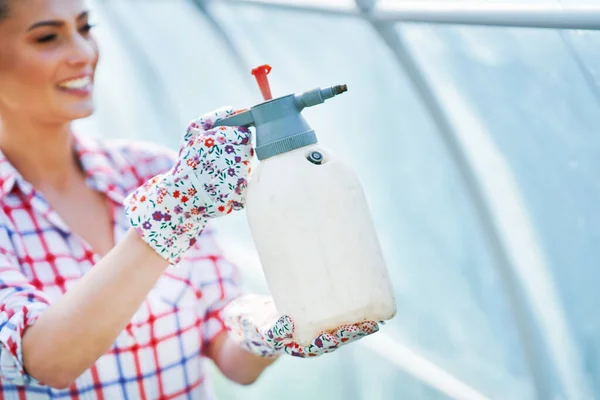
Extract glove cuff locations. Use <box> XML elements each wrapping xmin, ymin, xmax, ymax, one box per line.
<box><xmin>124</xmin><ymin>172</ymin><xmax>208</xmax><ymax>264</ymax></box>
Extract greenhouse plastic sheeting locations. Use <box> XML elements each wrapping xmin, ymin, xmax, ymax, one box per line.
<box><xmin>75</xmin><ymin>1</ymin><xmax>600</xmax><ymax>399</ymax></box>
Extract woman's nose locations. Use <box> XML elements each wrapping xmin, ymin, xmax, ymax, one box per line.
<box><xmin>66</xmin><ymin>34</ymin><xmax>97</xmax><ymax>66</ymax></box>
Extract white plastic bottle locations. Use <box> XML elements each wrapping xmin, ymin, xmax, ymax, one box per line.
<box><xmin>214</xmin><ymin>75</ymin><xmax>396</xmax><ymax>345</ymax></box>
<box><xmin>246</xmin><ymin>144</ymin><xmax>397</xmax><ymax>345</ymax></box>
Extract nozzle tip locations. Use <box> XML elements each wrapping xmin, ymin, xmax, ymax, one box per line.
<box><xmin>333</xmin><ymin>84</ymin><xmax>348</xmax><ymax>95</ymax></box>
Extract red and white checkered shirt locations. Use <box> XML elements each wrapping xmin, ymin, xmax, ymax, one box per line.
<box><xmin>0</xmin><ymin>132</ymin><xmax>241</xmax><ymax>399</ymax></box>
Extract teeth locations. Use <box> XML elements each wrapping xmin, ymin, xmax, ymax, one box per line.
<box><xmin>58</xmin><ymin>76</ymin><xmax>91</xmax><ymax>89</ymax></box>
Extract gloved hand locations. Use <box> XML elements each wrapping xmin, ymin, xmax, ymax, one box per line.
<box><xmin>124</xmin><ymin>107</ymin><xmax>253</xmax><ymax>264</ymax></box>
<box><xmin>222</xmin><ymin>295</ymin><xmax>380</xmax><ymax>358</ymax></box>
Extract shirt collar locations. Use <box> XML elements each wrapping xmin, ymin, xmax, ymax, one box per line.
<box><xmin>73</xmin><ymin>132</ymin><xmax>127</xmax><ymax>204</ymax></box>
<box><xmin>0</xmin><ymin>132</ymin><xmax>126</xmax><ymax>204</ymax></box>
<box><xmin>0</xmin><ymin>148</ymin><xmax>20</xmax><ymax>199</ymax></box>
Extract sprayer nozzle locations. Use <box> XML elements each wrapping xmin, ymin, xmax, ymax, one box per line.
<box><xmin>295</xmin><ymin>84</ymin><xmax>349</xmax><ymax>110</ymax></box>
<box><xmin>333</xmin><ymin>84</ymin><xmax>348</xmax><ymax>95</ymax></box>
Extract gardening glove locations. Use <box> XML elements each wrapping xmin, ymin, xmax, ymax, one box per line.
<box><xmin>222</xmin><ymin>294</ymin><xmax>380</xmax><ymax>358</ymax></box>
<box><xmin>124</xmin><ymin>106</ymin><xmax>253</xmax><ymax>264</ymax></box>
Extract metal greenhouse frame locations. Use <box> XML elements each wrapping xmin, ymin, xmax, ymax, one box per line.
<box><xmin>97</xmin><ymin>1</ymin><xmax>600</xmax><ymax>399</ymax></box>
<box><xmin>189</xmin><ymin>1</ymin><xmax>599</xmax><ymax>399</ymax></box>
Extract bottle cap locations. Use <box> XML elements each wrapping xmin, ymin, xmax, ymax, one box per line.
<box><xmin>214</xmin><ymin>65</ymin><xmax>347</xmax><ymax>160</ymax></box>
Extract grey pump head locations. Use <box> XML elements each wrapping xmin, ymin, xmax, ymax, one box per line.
<box><xmin>213</xmin><ymin>85</ymin><xmax>348</xmax><ymax>160</ymax></box>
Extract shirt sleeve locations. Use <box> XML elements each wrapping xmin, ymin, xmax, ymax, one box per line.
<box><xmin>186</xmin><ymin>224</ymin><xmax>244</xmax><ymax>346</ymax></box>
<box><xmin>108</xmin><ymin>138</ymin><xmax>178</xmax><ymax>187</ymax></box>
<box><xmin>0</xmin><ymin>224</ymin><xmax>51</xmax><ymax>385</ymax></box>
<box><xmin>110</xmin><ymin>138</ymin><xmax>243</xmax><ymax>342</ymax></box>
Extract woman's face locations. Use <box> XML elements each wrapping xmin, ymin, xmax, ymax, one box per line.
<box><xmin>0</xmin><ymin>0</ymin><xmax>98</xmax><ymax>124</ymax></box>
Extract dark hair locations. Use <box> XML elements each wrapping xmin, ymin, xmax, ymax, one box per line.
<box><xmin>0</xmin><ymin>0</ymin><xmax>7</xmax><ymax>21</ymax></box>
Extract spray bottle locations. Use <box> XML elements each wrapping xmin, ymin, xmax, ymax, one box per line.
<box><xmin>214</xmin><ymin>65</ymin><xmax>396</xmax><ymax>346</ymax></box>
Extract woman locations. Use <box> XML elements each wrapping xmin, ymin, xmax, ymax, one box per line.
<box><xmin>0</xmin><ymin>0</ymin><xmax>379</xmax><ymax>398</ymax></box>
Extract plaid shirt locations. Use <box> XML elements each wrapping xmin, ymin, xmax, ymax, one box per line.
<box><xmin>0</xmin><ymin>132</ymin><xmax>241</xmax><ymax>399</ymax></box>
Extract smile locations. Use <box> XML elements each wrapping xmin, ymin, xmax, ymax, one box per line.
<box><xmin>57</xmin><ymin>76</ymin><xmax>93</xmax><ymax>91</ymax></box>
<box><xmin>56</xmin><ymin>76</ymin><xmax>93</xmax><ymax>97</ymax></box>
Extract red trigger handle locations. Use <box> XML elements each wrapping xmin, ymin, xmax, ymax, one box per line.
<box><xmin>251</xmin><ymin>64</ymin><xmax>273</xmax><ymax>101</ymax></box>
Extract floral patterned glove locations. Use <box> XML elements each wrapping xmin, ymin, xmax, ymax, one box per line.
<box><xmin>124</xmin><ymin>107</ymin><xmax>253</xmax><ymax>264</ymax></box>
<box><xmin>222</xmin><ymin>295</ymin><xmax>380</xmax><ymax>358</ymax></box>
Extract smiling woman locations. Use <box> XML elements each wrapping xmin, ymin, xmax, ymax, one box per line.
<box><xmin>0</xmin><ymin>0</ymin><xmax>276</xmax><ymax>397</ymax></box>
<box><xmin>0</xmin><ymin>0</ymin><xmax>380</xmax><ymax>398</ymax></box>
<box><xmin>0</xmin><ymin>2</ymin><xmax>98</xmax><ymax>123</ymax></box>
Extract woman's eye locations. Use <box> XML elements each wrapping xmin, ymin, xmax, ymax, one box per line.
<box><xmin>80</xmin><ymin>23</ymin><xmax>95</xmax><ymax>34</ymax></box>
<box><xmin>34</xmin><ymin>23</ymin><xmax>95</xmax><ymax>43</ymax></box>
<box><xmin>36</xmin><ymin>34</ymin><xmax>57</xmax><ymax>43</ymax></box>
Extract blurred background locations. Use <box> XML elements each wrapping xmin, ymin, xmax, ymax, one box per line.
<box><xmin>76</xmin><ymin>1</ymin><xmax>600</xmax><ymax>399</ymax></box>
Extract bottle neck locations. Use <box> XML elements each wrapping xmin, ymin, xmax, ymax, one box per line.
<box><xmin>256</xmin><ymin>130</ymin><xmax>317</xmax><ymax>160</ymax></box>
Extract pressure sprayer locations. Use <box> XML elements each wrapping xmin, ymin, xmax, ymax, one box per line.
<box><xmin>214</xmin><ymin>65</ymin><xmax>396</xmax><ymax>345</ymax></box>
